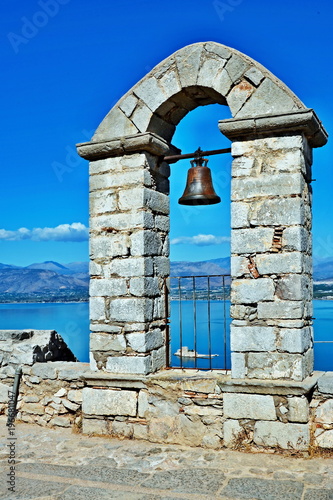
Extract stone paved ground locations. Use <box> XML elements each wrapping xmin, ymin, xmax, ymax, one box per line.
<box><xmin>1</xmin><ymin>416</ymin><xmax>333</xmax><ymax>500</ymax></box>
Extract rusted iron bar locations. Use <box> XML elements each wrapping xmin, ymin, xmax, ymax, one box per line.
<box><xmin>164</xmin><ymin>147</ymin><xmax>231</xmax><ymax>164</ymax></box>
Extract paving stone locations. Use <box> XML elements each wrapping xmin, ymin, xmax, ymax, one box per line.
<box><xmin>142</xmin><ymin>468</ymin><xmax>225</xmax><ymax>494</ymax></box>
<box><xmin>220</xmin><ymin>478</ymin><xmax>304</xmax><ymax>499</ymax></box>
<box><xmin>0</xmin><ymin>477</ymin><xmax>69</xmax><ymax>499</ymax></box>
<box><xmin>303</xmin><ymin>490</ymin><xmax>333</xmax><ymax>500</ymax></box>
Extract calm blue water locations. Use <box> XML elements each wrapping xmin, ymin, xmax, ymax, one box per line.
<box><xmin>0</xmin><ymin>300</ymin><xmax>332</xmax><ymax>370</ymax></box>
<box><xmin>0</xmin><ymin>302</ymin><xmax>89</xmax><ymax>362</ymax></box>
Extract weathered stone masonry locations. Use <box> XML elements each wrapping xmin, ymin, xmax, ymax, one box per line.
<box><xmin>3</xmin><ymin>42</ymin><xmax>330</xmax><ymax>452</ymax></box>
<box><xmin>74</xmin><ymin>41</ymin><xmax>330</xmax><ymax>451</ymax></box>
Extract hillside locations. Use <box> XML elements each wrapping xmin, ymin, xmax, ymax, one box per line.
<box><xmin>0</xmin><ymin>257</ymin><xmax>332</xmax><ymax>302</ymax></box>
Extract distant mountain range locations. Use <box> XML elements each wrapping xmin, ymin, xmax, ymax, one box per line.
<box><xmin>0</xmin><ymin>257</ymin><xmax>332</xmax><ymax>302</ymax></box>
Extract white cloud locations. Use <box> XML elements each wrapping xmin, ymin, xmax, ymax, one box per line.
<box><xmin>170</xmin><ymin>234</ymin><xmax>230</xmax><ymax>246</ymax></box>
<box><xmin>0</xmin><ymin>223</ymin><xmax>89</xmax><ymax>242</ymax></box>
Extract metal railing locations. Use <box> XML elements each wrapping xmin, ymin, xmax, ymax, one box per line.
<box><xmin>165</xmin><ymin>275</ymin><xmax>231</xmax><ymax>370</ymax></box>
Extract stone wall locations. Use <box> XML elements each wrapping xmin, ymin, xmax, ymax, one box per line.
<box><xmin>82</xmin><ymin>370</ymin><xmax>333</xmax><ymax>453</ymax></box>
<box><xmin>0</xmin><ymin>330</ymin><xmax>85</xmax><ymax>429</ymax></box>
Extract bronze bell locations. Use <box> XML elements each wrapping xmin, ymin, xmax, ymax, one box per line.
<box><xmin>178</xmin><ymin>149</ymin><xmax>221</xmax><ymax>206</ymax></box>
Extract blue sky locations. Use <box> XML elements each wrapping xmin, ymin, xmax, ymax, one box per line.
<box><xmin>0</xmin><ymin>0</ymin><xmax>332</xmax><ymax>266</ymax></box>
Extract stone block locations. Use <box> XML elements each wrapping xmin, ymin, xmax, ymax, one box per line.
<box><xmin>315</xmin><ymin>429</ymin><xmax>333</xmax><ymax>449</ymax></box>
<box><xmin>257</xmin><ymin>301</ymin><xmax>303</xmax><ymax>319</ymax></box>
<box><xmin>155</xmin><ymin>215</ymin><xmax>170</xmax><ymax>232</ymax></box>
<box><xmin>82</xmin><ymin>418</ymin><xmax>110</xmax><ymax>435</ymax></box>
<box><xmin>249</xmin><ymin>197</ymin><xmax>304</xmax><ymax>226</ymax></box>
<box><xmin>176</xmin><ymin>44</ymin><xmax>203</xmax><ymax>87</ymax></box>
<box><xmin>135</xmin><ymin>76</ymin><xmax>167</xmax><ymax>112</ymax></box>
<box><xmin>90</xmin><ymin>234</ymin><xmax>130</xmax><ymax>259</ymax></box>
<box><xmin>231</xmin><ymin>135</ymin><xmax>303</xmax><ymax>157</ymax></box>
<box><xmin>224</xmin><ymin>393</ymin><xmax>276</xmax><ymax>420</ymax></box>
<box><xmin>90</xmin><ymin>278</ymin><xmax>127</xmax><ymax>297</ymax></box>
<box><xmin>315</xmin><ymin>400</ymin><xmax>333</xmax><ymax>424</ymax></box>
<box><xmin>278</xmin><ymin>327</ymin><xmax>312</xmax><ymax>354</ymax></box>
<box><xmin>144</xmin><ymin>189</ymin><xmax>169</xmax><ymax>215</ymax></box>
<box><xmin>215</xmin><ymin>68</ymin><xmax>233</xmax><ymax>97</ymax></box>
<box><xmin>236</xmin><ymin>78</ymin><xmax>298</xmax><ymax>119</ymax></box>
<box><xmin>159</xmin><ymin>70</ymin><xmax>182</xmax><ymax>97</ymax></box>
<box><xmin>89</xmin><ymin>297</ymin><xmax>105</xmax><ymax>321</ymax></box>
<box><xmin>126</xmin><ymin>330</ymin><xmax>164</xmax><ymax>353</ymax></box>
<box><xmin>90</xmin><ymin>324</ymin><xmax>121</xmax><ymax>333</ymax></box>
<box><xmin>109</xmin><ymin>298</ymin><xmax>153</xmax><ymax>322</ymax></box>
<box><xmin>231</xmin><ymin>228</ymin><xmax>274</xmax><ymax>254</ymax></box>
<box><xmin>230</xmin><ymin>305</ymin><xmax>256</xmax><ymax>320</ymax></box>
<box><xmin>111</xmin><ymin>420</ymin><xmax>134</xmax><ymax>438</ymax></box>
<box><xmin>90</xmin><ymin>333</ymin><xmax>126</xmax><ymax>352</ymax></box>
<box><xmin>151</xmin><ymin>345</ymin><xmax>166</xmax><ymax>372</ymax></box>
<box><xmin>227</xmin><ymin>80</ymin><xmax>255</xmax><ymax>116</ymax></box>
<box><xmin>231</xmin><ymin>256</ymin><xmax>249</xmax><ymax>277</ymax></box>
<box><xmin>90</xmin><ymin>260</ymin><xmax>102</xmax><ymax>277</ymax></box>
<box><xmin>256</xmin><ymin>253</ymin><xmax>303</xmax><ymax>275</ymax></box>
<box><xmin>0</xmin><ymin>382</ymin><xmax>9</xmax><ymax>403</ymax></box>
<box><xmin>133</xmin><ymin>423</ymin><xmax>149</xmax><ymax>441</ymax></box>
<box><xmin>93</xmin><ymin>107</ymin><xmax>138</xmax><ymax>140</ymax></box>
<box><xmin>275</xmin><ymin>274</ymin><xmax>311</xmax><ymax>301</ymax></box>
<box><xmin>82</xmin><ymin>388</ymin><xmax>137</xmax><ymax>416</ymax></box>
<box><xmin>109</xmin><ymin>257</ymin><xmax>153</xmax><ymax>277</ymax></box>
<box><xmin>231</xmin><ymin>352</ymin><xmax>247</xmax><ymax>378</ymax></box>
<box><xmin>231</xmin><ymin>278</ymin><xmax>275</xmax><ymax>304</ymax></box>
<box><xmin>138</xmin><ymin>390</ymin><xmax>149</xmax><ymax>418</ymax></box>
<box><xmin>91</xmin><ymin>169</ymin><xmax>149</xmax><ymax>191</ymax></box>
<box><xmin>118</xmin><ymin>187</ymin><xmax>144</xmax><ymax>211</ymax></box>
<box><xmin>49</xmin><ymin>416</ymin><xmax>71</xmax><ymax>427</ymax></box>
<box><xmin>89</xmin><ymin>157</ymin><xmax>123</xmax><ymax>175</ymax></box>
<box><xmin>231</xmin><ymin>325</ymin><xmax>276</xmax><ymax>352</ymax></box>
<box><xmin>30</xmin><ymin>363</ymin><xmax>58</xmax><ymax>380</ymax></box>
<box><xmin>106</xmin><ymin>355</ymin><xmax>152</xmax><ymax>375</ymax></box>
<box><xmin>223</xmin><ymin>419</ymin><xmax>243</xmax><ymax>447</ymax></box>
<box><xmin>232</xmin><ymin>173</ymin><xmax>303</xmax><ymax>200</ymax></box>
<box><xmin>254</xmin><ymin>421</ymin><xmax>310</xmax><ymax>450</ymax></box>
<box><xmin>90</xmin><ymin>211</ymin><xmax>154</xmax><ymax>232</ymax></box>
<box><xmin>67</xmin><ymin>390</ymin><xmax>82</xmax><ymax>404</ymax></box>
<box><xmin>119</xmin><ymin>94</ymin><xmax>138</xmax><ymax>117</ymax></box>
<box><xmin>90</xmin><ymin>190</ymin><xmax>116</xmax><ymax>215</ymax></box>
<box><xmin>130</xmin><ymin>102</ymin><xmax>153</xmax><ymax>132</ymax></box>
<box><xmin>154</xmin><ymin>256</ymin><xmax>170</xmax><ymax>277</ymax></box>
<box><xmin>129</xmin><ymin>277</ymin><xmax>160</xmax><ymax>297</ymax></box>
<box><xmin>23</xmin><ymin>403</ymin><xmax>45</xmax><ymax>415</ymax></box>
<box><xmin>244</xmin><ymin>67</ymin><xmax>264</xmax><ymax>86</ymax></box>
<box><xmin>317</xmin><ymin>373</ymin><xmax>333</xmax><ymax>395</ymax></box>
<box><xmin>130</xmin><ymin>230</ymin><xmax>163</xmax><ymax>256</ymax></box>
<box><xmin>287</xmin><ymin>397</ymin><xmax>309</xmax><ymax>423</ymax></box>
<box><xmin>247</xmin><ymin>351</ymin><xmax>312</xmax><ymax>381</ymax></box>
<box><xmin>231</xmin><ymin>202</ymin><xmax>250</xmax><ymax>228</ymax></box>
<box><xmin>231</xmin><ymin>157</ymin><xmax>256</xmax><ymax>177</ymax></box>
<box><xmin>225</xmin><ymin>53</ymin><xmax>248</xmax><ymax>83</ymax></box>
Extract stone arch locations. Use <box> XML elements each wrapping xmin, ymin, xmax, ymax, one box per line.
<box><xmin>77</xmin><ymin>41</ymin><xmax>327</xmax><ymax>381</ymax></box>
<box><xmin>90</xmin><ymin>41</ymin><xmax>305</xmax><ymax>145</ymax></box>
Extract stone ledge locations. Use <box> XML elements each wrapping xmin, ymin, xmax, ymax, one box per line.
<box><xmin>77</xmin><ymin>132</ymin><xmax>180</xmax><ymax>160</ymax></box>
<box><xmin>219</xmin><ymin>109</ymin><xmax>328</xmax><ymax>148</ymax></box>
<box><xmin>83</xmin><ymin>369</ymin><xmax>325</xmax><ymax>396</ymax></box>
<box><xmin>219</xmin><ymin>371</ymin><xmax>323</xmax><ymax>396</ymax></box>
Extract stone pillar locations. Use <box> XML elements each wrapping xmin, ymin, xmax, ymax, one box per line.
<box><xmin>219</xmin><ymin>109</ymin><xmax>328</xmax><ymax>381</ymax></box>
<box><xmin>77</xmin><ymin>132</ymin><xmax>178</xmax><ymax>375</ymax></box>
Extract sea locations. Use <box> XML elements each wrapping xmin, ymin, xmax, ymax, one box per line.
<box><xmin>0</xmin><ymin>300</ymin><xmax>332</xmax><ymax>371</ymax></box>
